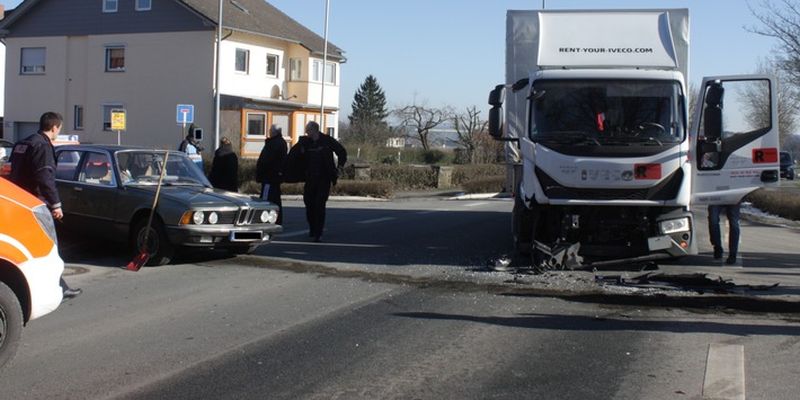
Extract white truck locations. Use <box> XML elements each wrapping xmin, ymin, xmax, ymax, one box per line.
<box><xmin>488</xmin><ymin>9</ymin><xmax>780</xmax><ymax>268</ymax></box>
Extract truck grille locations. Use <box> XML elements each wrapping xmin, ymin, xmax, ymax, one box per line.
<box><xmin>535</xmin><ymin>168</ymin><xmax>683</xmax><ymax>201</ymax></box>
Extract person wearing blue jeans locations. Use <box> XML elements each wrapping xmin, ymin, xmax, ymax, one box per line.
<box><xmin>708</xmin><ymin>204</ymin><xmax>741</xmax><ymax>265</ymax></box>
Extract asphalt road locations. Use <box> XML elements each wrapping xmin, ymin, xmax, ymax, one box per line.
<box><xmin>1</xmin><ymin>197</ymin><xmax>799</xmax><ymax>399</ymax></box>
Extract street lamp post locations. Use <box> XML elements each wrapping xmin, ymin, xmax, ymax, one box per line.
<box><xmin>320</xmin><ymin>0</ymin><xmax>330</xmax><ymax>135</ymax></box>
<box><xmin>214</xmin><ymin>0</ymin><xmax>223</xmax><ymax>150</ymax></box>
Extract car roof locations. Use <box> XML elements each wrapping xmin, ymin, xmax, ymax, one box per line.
<box><xmin>56</xmin><ymin>144</ymin><xmax>184</xmax><ymax>154</ymax></box>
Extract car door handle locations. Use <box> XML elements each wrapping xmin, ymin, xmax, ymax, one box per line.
<box><xmin>73</xmin><ymin>186</ymin><xmax>83</xmax><ymax>192</ymax></box>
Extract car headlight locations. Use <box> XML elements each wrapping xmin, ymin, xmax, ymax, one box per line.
<box><xmin>259</xmin><ymin>210</ymin><xmax>270</xmax><ymax>223</ymax></box>
<box><xmin>267</xmin><ymin>210</ymin><xmax>278</xmax><ymax>224</ymax></box>
<box><xmin>208</xmin><ymin>212</ymin><xmax>218</xmax><ymax>224</ymax></box>
<box><xmin>660</xmin><ymin>217</ymin><xmax>690</xmax><ymax>234</ymax></box>
<box><xmin>192</xmin><ymin>211</ymin><xmax>205</xmax><ymax>225</ymax></box>
<box><xmin>33</xmin><ymin>204</ymin><xmax>58</xmax><ymax>245</ymax></box>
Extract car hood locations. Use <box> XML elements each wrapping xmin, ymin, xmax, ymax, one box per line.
<box><xmin>129</xmin><ymin>185</ymin><xmax>273</xmax><ymax>208</ymax></box>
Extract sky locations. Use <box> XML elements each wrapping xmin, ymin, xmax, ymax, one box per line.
<box><xmin>0</xmin><ymin>0</ymin><xmax>780</xmax><ymax>120</ymax></box>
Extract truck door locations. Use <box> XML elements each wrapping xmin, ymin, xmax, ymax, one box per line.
<box><xmin>691</xmin><ymin>75</ymin><xmax>779</xmax><ymax>205</ymax></box>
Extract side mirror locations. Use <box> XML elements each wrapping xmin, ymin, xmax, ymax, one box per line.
<box><xmin>488</xmin><ymin>105</ymin><xmax>503</xmax><ymax>139</ymax></box>
<box><xmin>488</xmin><ymin>84</ymin><xmax>505</xmax><ymax>107</ymax></box>
<box><xmin>702</xmin><ymin>82</ymin><xmax>723</xmax><ymax>140</ymax></box>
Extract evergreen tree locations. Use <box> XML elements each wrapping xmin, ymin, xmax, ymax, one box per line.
<box><xmin>349</xmin><ymin>75</ymin><xmax>388</xmax><ymax>127</ymax></box>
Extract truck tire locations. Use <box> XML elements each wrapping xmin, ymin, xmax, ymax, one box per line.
<box><xmin>512</xmin><ymin>195</ymin><xmax>533</xmax><ymax>255</ymax></box>
<box><xmin>0</xmin><ymin>281</ymin><xmax>23</xmax><ymax>370</ymax></box>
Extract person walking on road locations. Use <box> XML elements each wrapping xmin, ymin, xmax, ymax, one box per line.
<box><xmin>208</xmin><ymin>137</ymin><xmax>239</xmax><ymax>192</ymax></box>
<box><xmin>708</xmin><ymin>203</ymin><xmax>741</xmax><ymax>265</ymax></box>
<box><xmin>286</xmin><ymin>121</ymin><xmax>347</xmax><ymax>242</ymax></box>
<box><xmin>9</xmin><ymin>112</ymin><xmax>82</xmax><ymax>299</ymax></box>
<box><xmin>256</xmin><ymin>125</ymin><xmax>287</xmax><ymax>224</ymax></box>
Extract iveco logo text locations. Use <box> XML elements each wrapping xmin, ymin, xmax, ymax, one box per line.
<box><xmin>558</xmin><ymin>47</ymin><xmax>655</xmax><ymax>54</ymax></box>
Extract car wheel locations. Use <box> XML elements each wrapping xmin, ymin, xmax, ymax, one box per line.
<box><xmin>131</xmin><ymin>218</ymin><xmax>174</xmax><ymax>266</ymax></box>
<box><xmin>790</xmin><ymin>170</ymin><xmax>795</xmax><ymax>180</ymax></box>
<box><xmin>0</xmin><ymin>281</ymin><xmax>23</xmax><ymax>371</ymax></box>
<box><xmin>227</xmin><ymin>245</ymin><xmax>258</xmax><ymax>255</ymax></box>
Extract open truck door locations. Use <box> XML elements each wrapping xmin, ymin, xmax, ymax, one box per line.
<box><xmin>691</xmin><ymin>75</ymin><xmax>780</xmax><ymax>205</ymax></box>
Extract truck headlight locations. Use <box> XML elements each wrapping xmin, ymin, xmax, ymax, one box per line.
<box><xmin>192</xmin><ymin>211</ymin><xmax>205</xmax><ymax>225</ymax></box>
<box><xmin>660</xmin><ymin>217</ymin><xmax>690</xmax><ymax>234</ymax></box>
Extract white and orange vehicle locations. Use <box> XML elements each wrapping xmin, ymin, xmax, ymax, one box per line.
<box><xmin>0</xmin><ymin>177</ymin><xmax>64</xmax><ymax>369</ymax></box>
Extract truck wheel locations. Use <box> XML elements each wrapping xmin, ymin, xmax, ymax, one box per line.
<box><xmin>512</xmin><ymin>195</ymin><xmax>533</xmax><ymax>255</ymax></box>
<box><xmin>0</xmin><ymin>281</ymin><xmax>23</xmax><ymax>370</ymax></box>
<box><xmin>131</xmin><ymin>218</ymin><xmax>175</xmax><ymax>266</ymax></box>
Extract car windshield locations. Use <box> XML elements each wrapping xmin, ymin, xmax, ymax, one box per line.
<box><xmin>530</xmin><ymin>79</ymin><xmax>684</xmax><ymax>146</ymax></box>
<box><xmin>116</xmin><ymin>150</ymin><xmax>210</xmax><ymax>187</ymax></box>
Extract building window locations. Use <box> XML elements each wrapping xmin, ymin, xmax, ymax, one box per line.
<box><xmin>103</xmin><ymin>0</ymin><xmax>118</xmax><ymax>13</ymax></box>
<box><xmin>135</xmin><ymin>0</ymin><xmax>152</xmax><ymax>11</ymax></box>
<box><xmin>266</xmin><ymin>54</ymin><xmax>279</xmax><ymax>78</ymax></box>
<box><xmin>290</xmin><ymin>58</ymin><xmax>302</xmax><ymax>81</ymax></box>
<box><xmin>105</xmin><ymin>47</ymin><xmax>125</xmax><ymax>72</ymax></box>
<box><xmin>20</xmin><ymin>47</ymin><xmax>46</xmax><ymax>74</ymax></box>
<box><xmin>312</xmin><ymin>60</ymin><xmax>336</xmax><ymax>84</ymax></box>
<box><xmin>246</xmin><ymin>113</ymin><xmax>266</xmax><ymax>137</ymax></box>
<box><xmin>74</xmin><ymin>106</ymin><xmax>84</xmax><ymax>130</ymax></box>
<box><xmin>235</xmin><ymin>48</ymin><xmax>249</xmax><ymax>73</ymax></box>
<box><xmin>103</xmin><ymin>104</ymin><xmax>123</xmax><ymax>131</ymax></box>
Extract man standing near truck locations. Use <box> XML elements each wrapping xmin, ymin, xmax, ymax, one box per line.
<box><xmin>708</xmin><ymin>203</ymin><xmax>741</xmax><ymax>265</ymax></box>
<box><xmin>10</xmin><ymin>112</ymin><xmax>82</xmax><ymax>299</ymax></box>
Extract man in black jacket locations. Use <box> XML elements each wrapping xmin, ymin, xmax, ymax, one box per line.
<box><xmin>286</xmin><ymin>121</ymin><xmax>347</xmax><ymax>242</ymax></box>
<box><xmin>256</xmin><ymin>125</ymin><xmax>287</xmax><ymax>224</ymax></box>
<box><xmin>208</xmin><ymin>137</ymin><xmax>239</xmax><ymax>192</ymax></box>
<box><xmin>10</xmin><ymin>112</ymin><xmax>81</xmax><ymax>299</ymax></box>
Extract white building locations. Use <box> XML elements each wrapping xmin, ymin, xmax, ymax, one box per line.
<box><xmin>0</xmin><ymin>0</ymin><xmax>345</xmax><ymax>157</ymax></box>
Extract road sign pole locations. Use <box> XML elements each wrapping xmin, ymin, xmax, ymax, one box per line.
<box><xmin>117</xmin><ymin>130</ymin><xmax>121</xmax><ymax>145</ymax></box>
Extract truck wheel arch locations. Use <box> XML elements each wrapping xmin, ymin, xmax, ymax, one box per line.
<box><xmin>0</xmin><ymin>259</ymin><xmax>31</xmax><ymax>324</ymax></box>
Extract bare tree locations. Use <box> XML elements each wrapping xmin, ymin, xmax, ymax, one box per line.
<box><xmin>742</xmin><ymin>61</ymin><xmax>799</xmax><ymax>144</ymax></box>
<box><xmin>394</xmin><ymin>104</ymin><xmax>450</xmax><ymax>151</ymax></box>
<box><xmin>748</xmin><ymin>0</ymin><xmax>800</xmax><ymax>82</ymax></box>
<box><xmin>453</xmin><ymin>106</ymin><xmax>489</xmax><ymax>164</ymax></box>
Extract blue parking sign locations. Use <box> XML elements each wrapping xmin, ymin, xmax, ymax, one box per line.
<box><xmin>176</xmin><ymin>104</ymin><xmax>195</xmax><ymax>124</ymax></box>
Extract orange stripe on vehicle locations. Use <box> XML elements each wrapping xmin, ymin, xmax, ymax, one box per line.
<box><xmin>0</xmin><ymin>240</ymin><xmax>30</xmax><ymax>264</ymax></box>
<box><xmin>0</xmin><ymin>177</ymin><xmax>43</xmax><ymax>209</ymax></box>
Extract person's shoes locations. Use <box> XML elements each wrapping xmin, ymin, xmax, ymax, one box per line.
<box><xmin>63</xmin><ymin>287</ymin><xmax>82</xmax><ymax>299</ymax></box>
<box><xmin>713</xmin><ymin>248</ymin><xmax>723</xmax><ymax>260</ymax></box>
<box><xmin>725</xmin><ymin>256</ymin><xmax>737</xmax><ymax>265</ymax></box>
<box><xmin>312</xmin><ymin>236</ymin><xmax>322</xmax><ymax>243</ymax></box>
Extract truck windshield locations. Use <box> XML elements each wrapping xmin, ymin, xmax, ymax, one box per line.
<box><xmin>530</xmin><ymin>79</ymin><xmax>684</xmax><ymax>145</ymax></box>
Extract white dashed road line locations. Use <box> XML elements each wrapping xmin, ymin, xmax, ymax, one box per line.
<box><xmin>357</xmin><ymin>217</ymin><xmax>396</xmax><ymax>224</ymax></box>
<box><xmin>464</xmin><ymin>202</ymin><xmax>489</xmax><ymax>208</ymax></box>
<box><xmin>272</xmin><ymin>241</ymin><xmax>385</xmax><ymax>248</ymax></box>
<box><xmin>703</xmin><ymin>343</ymin><xmax>745</xmax><ymax>400</ymax></box>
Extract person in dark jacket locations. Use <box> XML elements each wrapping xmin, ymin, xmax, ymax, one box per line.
<box><xmin>256</xmin><ymin>125</ymin><xmax>288</xmax><ymax>224</ymax></box>
<box><xmin>285</xmin><ymin>121</ymin><xmax>347</xmax><ymax>242</ymax></box>
<box><xmin>208</xmin><ymin>137</ymin><xmax>239</xmax><ymax>192</ymax></box>
<box><xmin>9</xmin><ymin>112</ymin><xmax>81</xmax><ymax>299</ymax></box>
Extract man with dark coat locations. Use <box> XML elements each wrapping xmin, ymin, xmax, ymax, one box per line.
<box><xmin>9</xmin><ymin>112</ymin><xmax>81</xmax><ymax>298</ymax></box>
<box><xmin>285</xmin><ymin>121</ymin><xmax>347</xmax><ymax>242</ymax></box>
<box><xmin>208</xmin><ymin>137</ymin><xmax>239</xmax><ymax>192</ymax></box>
<box><xmin>256</xmin><ymin>125</ymin><xmax>287</xmax><ymax>224</ymax></box>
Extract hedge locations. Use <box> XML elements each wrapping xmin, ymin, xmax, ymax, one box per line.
<box><xmin>745</xmin><ymin>189</ymin><xmax>800</xmax><ymax>221</ymax></box>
